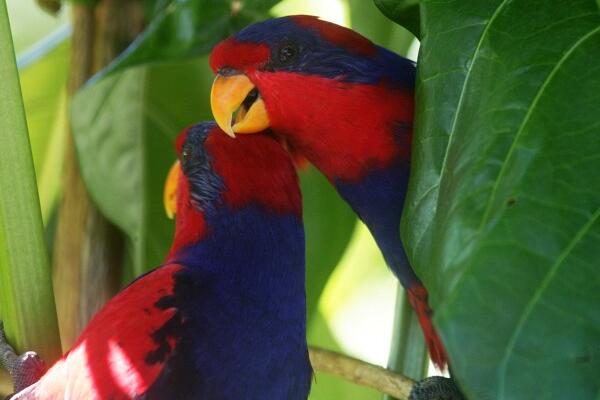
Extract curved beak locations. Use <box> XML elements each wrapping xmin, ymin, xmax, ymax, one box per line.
<box><xmin>210</xmin><ymin>73</ymin><xmax>270</xmax><ymax>137</ymax></box>
<box><xmin>163</xmin><ymin>160</ymin><xmax>180</xmax><ymax>219</ymax></box>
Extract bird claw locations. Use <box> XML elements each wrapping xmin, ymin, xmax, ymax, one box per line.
<box><xmin>0</xmin><ymin>321</ymin><xmax>46</xmax><ymax>393</ymax></box>
<box><xmin>409</xmin><ymin>376</ymin><xmax>466</xmax><ymax>400</ymax></box>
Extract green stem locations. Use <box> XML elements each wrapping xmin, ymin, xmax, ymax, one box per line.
<box><xmin>0</xmin><ymin>0</ymin><xmax>61</xmax><ymax>363</ymax></box>
<box><xmin>383</xmin><ymin>286</ymin><xmax>429</xmax><ymax>400</ymax></box>
<box><xmin>390</xmin><ymin>287</ymin><xmax>429</xmax><ymax>377</ymax></box>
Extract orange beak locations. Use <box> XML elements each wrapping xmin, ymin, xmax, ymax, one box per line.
<box><xmin>163</xmin><ymin>160</ymin><xmax>180</xmax><ymax>219</ymax></box>
<box><xmin>210</xmin><ymin>73</ymin><xmax>270</xmax><ymax>137</ymax></box>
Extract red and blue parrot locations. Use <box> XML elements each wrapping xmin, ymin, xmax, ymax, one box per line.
<box><xmin>0</xmin><ymin>122</ymin><xmax>312</xmax><ymax>399</ymax></box>
<box><xmin>209</xmin><ymin>15</ymin><xmax>447</xmax><ymax>370</ymax></box>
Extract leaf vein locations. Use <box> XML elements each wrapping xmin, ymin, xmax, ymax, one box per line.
<box><xmin>497</xmin><ymin>205</ymin><xmax>600</xmax><ymax>398</ymax></box>
<box><xmin>432</xmin><ymin>0</ymin><xmax>511</xmax><ymax>229</ymax></box>
<box><xmin>478</xmin><ymin>25</ymin><xmax>600</xmax><ymax>230</ymax></box>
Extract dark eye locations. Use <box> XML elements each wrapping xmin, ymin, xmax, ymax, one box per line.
<box><xmin>278</xmin><ymin>44</ymin><xmax>298</xmax><ymax>65</ymax></box>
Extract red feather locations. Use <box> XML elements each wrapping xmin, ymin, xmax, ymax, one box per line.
<box><xmin>209</xmin><ymin>38</ymin><xmax>270</xmax><ymax>74</ymax></box>
<box><xmin>22</xmin><ymin>264</ymin><xmax>182</xmax><ymax>399</ymax></box>
<box><xmin>248</xmin><ymin>71</ymin><xmax>413</xmax><ymax>181</ymax></box>
<box><xmin>206</xmin><ymin>133</ymin><xmax>302</xmax><ymax>216</ymax></box>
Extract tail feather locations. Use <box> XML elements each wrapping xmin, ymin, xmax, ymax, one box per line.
<box><xmin>407</xmin><ymin>284</ymin><xmax>448</xmax><ymax>370</ymax></box>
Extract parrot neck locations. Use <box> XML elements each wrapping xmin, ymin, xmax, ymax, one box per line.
<box><xmin>149</xmin><ymin>204</ymin><xmax>311</xmax><ymax>398</ymax></box>
<box><xmin>334</xmin><ymin>159</ymin><xmax>420</xmax><ymax>288</ymax></box>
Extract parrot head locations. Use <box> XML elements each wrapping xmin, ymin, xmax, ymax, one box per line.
<box><xmin>209</xmin><ymin>15</ymin><xmax>415</xmax><ymax>180</ymax></box>
<box><xmin>163</xmin><ymin>122</ymin><xmax>301</xmax><ymax>255</ymax></box>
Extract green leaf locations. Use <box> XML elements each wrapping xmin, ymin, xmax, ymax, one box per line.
<box><xmin>405</xmin><ymin>1</ymin><xmax>600</xmax><ymax>398</ymax></box>
<box><xmin>0</xmin><ymin>0</ymin><xmax>61</xmax><ymax>362</ymax></box>
<box><xmin>374</xmin><ymin>0</ymin><xmax>420</xmax><ymax>39</ymax></box>
<box><xmin>71</xmin><ymin>58</ymin><xmax>215</xmax><ymax>276</ymax></box>
<box><xmin>385</xmin><ymin>287</ymin><xmax>427</xmax><ymax>382</ymax></box>
<box><xmin>19</xmin><ymin>37</ymin><xmax>70</xmax><ymax>223</ymax></box>
<box><xmin>350</xmin><ymin>0</ymin><xmax>415</xmax><ymax>55</ymax></box>
<box><xmin>96</xmin><ymin>0</ymin><xmax>281</xmax><ymax>79</ymax></box>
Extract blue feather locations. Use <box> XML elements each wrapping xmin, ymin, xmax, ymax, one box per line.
<box><xmin>141</xmin><ymin>205</ymin><xmax>311</xmax><ymax>399</ymax></box>
<box><xmin>234</xmin><ymin>16</ymin><xmax>415</xmax><ymax>88</ymax></box>
<box><xmin>334</xmin><ymin>159</ymin><xmax>420</xmax><ymax>289</ymax></box>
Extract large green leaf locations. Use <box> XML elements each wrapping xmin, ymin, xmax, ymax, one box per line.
<box><xmin>19</xmin><ymin>37</ymin><xmax>70</xmax><ymax>222</ymax></box>
<box><xmin>71</xmin><ymin>59</ymin><xmax>213</xmax><ymax>276</ymax></box>
<box><xmin>0</xmin><ymin>0</ymin><xmax>61</xmax><ymax>362</ymax></box>
<box><xmin>351</xmin><ymin>0</ymin><xmax>415</xmax><ymax>59</ymax></box>
<box><xmin>96</xmin><ymin>0</ymin><xmax>281</xmax><ymax>79</ymax></box>
<box><xmin>403</xmin><ymin>1</ymin><xmax>600</xmax><ymax>398</ymax></box>
<box><xmin>373</xmin><ymin>0</ymin><xmax>420</xmax><ymax>39</ymax></box>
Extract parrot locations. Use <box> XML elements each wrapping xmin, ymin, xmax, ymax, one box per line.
<box><xmin>208</xmin><ymin>15</ymin><xmax>448</xmax><ymax>371</ymax></box>
<box><xmin>0</xmin><ymin>122</ymin><xmax>312</xmax><ymax>399</ymax></box>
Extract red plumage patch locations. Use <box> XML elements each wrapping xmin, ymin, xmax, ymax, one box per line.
<box><xmin>30</xmin><ymin>264</ymin><xmax>183</xmax><ymax>399</ymax></box>
<box><xmin>168</xmin><ymin>170</ymin><xmax>208</xmax><ymax>259</ymax></box>
<box><xmin>293</xmin><ymin>15</ymin><xmax>376</xmax><ymax>57</ymax></box>
<box><xmin>209</xmin><ymin>38</ymin><xmax>270</xmax><ymax>73</ymax></box>
<box><xmin>248</xmin><ymin>71</ymin><xmax>413</xmax><ymax>181</ymax></box>
<box><xmin>206</xmin><ymin>132</ymin><xmax>302</xmax><ymax>216</ymax></box>
<box><xmin>174</xmin><ymin>126</ymin><xmax>190</xmax><ymax>154</ymax></box>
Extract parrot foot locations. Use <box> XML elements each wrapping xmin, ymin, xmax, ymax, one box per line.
<box><xmin>0</xmin><ymin>321</ymin><xmax>47</xmax><ymax>393</ymax></box>
<box><xmin>409</xmin><ymin>376</ymin><xmax>466</xmax><ymax>400</ymax></box>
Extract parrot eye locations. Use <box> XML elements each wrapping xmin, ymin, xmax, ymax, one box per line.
<box><xmin>277</xmin><ymin>43</ymin><xmax>298</xmax><ymax>65</ymax></box>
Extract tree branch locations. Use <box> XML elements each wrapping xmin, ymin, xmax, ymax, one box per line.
<box><xmin>308</xmin><ymin>346</ymin><xmax>415</xmax><ymax>400</ymax></box>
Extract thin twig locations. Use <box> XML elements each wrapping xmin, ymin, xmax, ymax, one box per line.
<box><xmin>308</xmin><ymin>346</ymin><xmax>415</xmax><ymax>400</ymax></box>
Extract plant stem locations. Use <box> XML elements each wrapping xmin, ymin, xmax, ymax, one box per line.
<box><xmin>386</xmin><ymin>287</ymin><xmax>429</xmax><ymax>381</ymax></box>
<box><xmin>309</xmin><ymin>346</ymin><xmax>415</xmax><ymax>400</ymax></box>
<box><xmin>52</xmin><ymin>0</ymin><xmax>143</xmax><ymax>350</ymax></box>
<box><xmin>0</xmin><ymin>0</ymin><xmax>61</xmax><ymax>362</ymax></box>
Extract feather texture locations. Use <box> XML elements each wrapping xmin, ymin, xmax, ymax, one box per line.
<box><xmin>11</xmin><ymin>124</ymin><xmax>311</xmax><ymax>399</ymax></box>
<box><xmin>210</xmin><ymin>16</ymin><xmax>448</xmax><ymax>369</ymax></box>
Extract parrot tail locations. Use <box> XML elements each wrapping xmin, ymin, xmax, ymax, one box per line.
<box><xmin>407</xmin><ymin>284</ymin><xmax>448</xmax><ymax>370</ymax></box>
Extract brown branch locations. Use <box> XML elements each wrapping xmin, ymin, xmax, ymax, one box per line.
<box><xmin>308</xmin><ymin>346</ymin><xmax>415</xmax><ymax>400</ymax></box>
<box><xmin>52</xmin><ymin>3</ymin><xmax>97</xmax><ymax>351</ymax></box>
<box><xmin>53</xmin><ymin>0</ymin><xmax>143</xmax><ymax>350</ymax></box>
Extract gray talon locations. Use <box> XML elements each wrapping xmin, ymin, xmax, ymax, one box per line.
<box><xmin>0</xmin><ymin>321</ymin><xmax>46</xmax><ymax>393</ymax></box>
<box><xmin>409</xmin><ymin>376</ymin><xmax>466</xmax><ymax>400</ymax></box>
